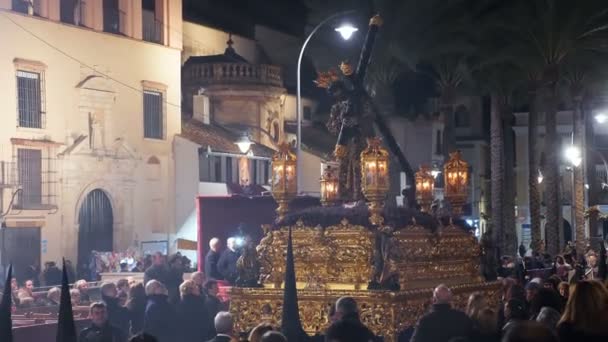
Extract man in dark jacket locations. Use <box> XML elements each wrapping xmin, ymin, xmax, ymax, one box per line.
<box><xmin>205</xmin><ymin>238</ymin><xmax>223</xmax><ymax>280</ymax></box>
<box><xmin>79</xmin><ymin>302</ymin><xmax>127</xmax><ymax>342</ymax></box>
<box><xmin>411</xmin><ymin>284</ymin><xmax>474</xmax><ymax>342</ymax></box>
<box><xmin>204</xmin><ymin>280</ymin><xmax>222</xmax><ymax>339</ymax></box>
<box><xmin>205</xmin><ymin>311</ymin><xmax>234</xmax><ymax>342</ymax></box>
<box><xmin>42</xmin><ymin>261</ymin><xmax>62</xmax><ymax>286</ymax></box>
<box><xmin>333</xmin><ymin>296</ymin><xmax>379</xmax><ymax>341</ymax></box>
<box><xmin>217</xmin><ymin>238</ymin><xmax>240</xmax><ymax>284</ymax></box>
<box><xmin>165</xmin><ymin>253</ymin><xmax>185</xmax><ymax>305</ymax></box>
<box><xmin>101</xmin><ymin>282</ymin><xmax>130</xmax><ymax>335</ymax></box>
<box><xmin>143</xmin><ymin>252</ymin><xmax>168</xmax><ymax>286</ymax></box>
<box><xmin>144</xmin><ymin>280</ymin><xmax>176</xmax><ymax>342</ymax></box>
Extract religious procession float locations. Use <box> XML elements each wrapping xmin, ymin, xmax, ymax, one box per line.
<box><xmin>228</xmin><ymin>14</ymin><xmax>501</xmax><ymax>342</ymax></box>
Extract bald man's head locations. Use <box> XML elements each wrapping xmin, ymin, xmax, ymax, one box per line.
<box><xmin>433</xmin><ymin>284</ymin><xmax>452</xmax><ymax>305</ymax></box>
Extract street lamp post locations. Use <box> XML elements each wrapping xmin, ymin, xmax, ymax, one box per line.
<box><xmin>296</xmin><ymin>9</ymin><xmax>357</xmax><ymax>193</ymax></box>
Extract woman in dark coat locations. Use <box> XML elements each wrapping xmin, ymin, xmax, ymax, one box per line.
<box><xmin>126</xmin><ymin>283</ymin><xmax>147</xmax><ymax>336</ymax></box>
<box><xmin>176</xmin><ymin>280</ymin><xmax>209</xmax><ymax>342</ymax></box>
<box><xmin>143</xmin><ymin>280</ymin><xmax>176</xmax><ymax>342</ymax></box>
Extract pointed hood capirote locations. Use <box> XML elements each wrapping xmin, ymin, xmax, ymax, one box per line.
<box><xmin>56</xmin><ymin>258</ymin><xmax>77</xmax><ymax>342</ymax></box>
<box><xmin>280</xmin><ymin>227</ymin><xmax>310</xmax><ymax>341</ymax></box>
<box><xmin>0</xmin><ymin>264</ymin><xmax>13</xmax><ymax>342</ymax></box>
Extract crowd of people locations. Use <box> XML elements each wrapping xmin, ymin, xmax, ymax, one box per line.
<box><xmin>3</xmin><ymin>237</ymin><xmax>608</xmax><ymax>342</ymax></box>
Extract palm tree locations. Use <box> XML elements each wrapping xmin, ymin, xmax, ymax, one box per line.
<box><xmin>487</xmin><ymin>0</ymin><xmax>608</xmax><ymax>255</ymax></box>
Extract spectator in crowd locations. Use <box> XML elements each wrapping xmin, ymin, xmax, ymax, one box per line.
<box><xmin>75</xmin><ymin>279</ymin><xmax>91</xmax><ymax>303</ymax></box>
<box><xmin>126</xmin><ymin>282</ymin><xmax>147</xmax><ymax>336</ymax></box>
<box><xmin>101</xmin><ymin>281</ymin><xmax>130</xmax><ymax>334</ymax></box>
<box><xmin>42</xmin><ymin>261</ymin><xmax>62</xmax><ymax>286</ymax></box>
<box><xmin>132</xmin><ymin>261</ymin><xmax>144</xmax><ymax>273</ymax></box>
<box><xmin>10</xmin><ymin>277</ymin><xmax>20</xmax><ymax>307</ymax></box>
<box><xmin>557</xmin><ymin>280</ymin><xmax>608</xmax><ymax>341</ymax></box>
<box><xmin>248</xmin><ymin>323</ymin><xmax>275</xmax><ymax>342</ymax></box>
<box><xmin>117</xmin><ymin>278</ymin><xmax>130</xmax><ymax>306</ymax></box>
<box><xmin>24</xmin><ymin>264</ymin><xmax>40</xmax><ymax>287</ymax></box>
<box><xmin>176</xmin><ymin>279</ymin><xmax>209</xmax><ymax>342</ymax></box>
<box><xmin>411</xmin><ymin>284</ymin><xmax>474</xmax><ymax>342</ymax></box>
<box><xmin>502</xmin><ymin>321</ymin><xmax>558</xmax><ymax>342</ymax></box>
<box><xmin>166</xmin><ymin>253</ymin><xmax>185</xmax><ymax>304</ymax></box>
<box><xmin>205</xmin><ymin>238</ymin><xmax>223</xmax><ymax>280</ymax></box>
<box><xmin>218</xmin><ymin>237</ymin><xmax>240</xmax><ymax>284</ymax></box>
<box><xmin>17</xmin><ymin>279</ymin><xmax>35</xmax><ymax>305</ymax></box>
<box><xmin>191</xmin><ymin>271</ymin><xmax>206</xmax><ymax>294</ymax></box>
<box><xmin>466</xmin><ymin>292</ymin><xmax>485</xmax><ymax>321</ymax></box>
<box><xmin>144</xmin><ymin>280</ymin><xmax>176</xmax><ymax>342</ymax></box>
<box><xmin>333</xmin><ymin>297</ymin><xmax>377</xmax><ymax>341</ymax></box>
<box><xmin>204</xmin><ymin>280</ymin><xmax>222</xmax><ymax>338</ymax></box>
<box><xmin>554</xmin><ymin>256</ymin><xmax>572</xmax><ymax>280</ymax></box>
<box><xmin>65</xmin><ymin>259</ymin><xmax>76</xmax><ymax>283</ymax></box>
<box><xmin>326</xmin><ymin>318</ymin><xmax>376</xmax><ymax>342</ymax></box>
<box><xmin>470</xmin><ymin>308</ymin><xmax>499</xmax><ymax>342</ymax></box>
<box><xmin>121</xmin><ymin>262</ymin><xmax>130</xmax><ymax>272</ymax></box>
<box><xmin>47</xmin><ymin>286</ymin><xmax>61</xmax><ymax>306</ymax></box>
<box><xmin>503</xmin><ymin>298</ymin><xmax>528</xmax><ymax>332</ymax></box>
<box><xmin>530</xmin><ymin>288</ymin><xmax>563</xmax><ymax>331</ymax></box>
<box><xmin>584</xmin><ymin>252</ymin><xmax>599</xmax><ymax>280</ymax></box>
<box><xmin>144</xmin><ymin>252</ymin><xmax>168</xmax><ymax>287</ymax></box>
<box><xmin>524</xmin><ymin>282</ymin><xmax>540</xmax><ymax>308</ymax></box>
<box><xmin>207</xmin><ymin>311</ymin><xmax>234</xmax><ymax>342</ymax></box>
<box><xmin>79</xmin><ymin>302</ymin><xmax>127</xmax><ymax>342</ymax></box>
<box><xmin>558</xmin><ymin>282</ymin><xmax>569</xmax><ymax>301</ymax></box>
<box><xmin>70</xmin><ymin>288</ymin><xmax>82</xmax><ymax>306</ymax></box>
<box><xmin>260</xmin><ymin>331</ymin><xmax>287</xmax><ymax>342</ymax></box>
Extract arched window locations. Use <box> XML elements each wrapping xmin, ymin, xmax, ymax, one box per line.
<box><xmin>146</xmin><ymin>156</ymin><xmax>161</xmax><ymax>179</ymax></box>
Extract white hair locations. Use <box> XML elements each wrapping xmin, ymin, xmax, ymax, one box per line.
<box><xmin>145</xmin><ymin>280</ymin><xmax>167</xmax><ymax>296</ymax></box>
<box><xmin>209</xmin><ymin>238</ymin><xmax>220</xmax><ymax>249</ymax></box>
<box><xmin>227</xmin><ymin>237</ymin><xmax>236</xmax><ymax>245</ymax></box>
<box><xmin>214</xmin><ymin>311</ymin><xmax>234</xmax><ymax>334</ymax></box>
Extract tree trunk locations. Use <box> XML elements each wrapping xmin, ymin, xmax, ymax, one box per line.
<box><xmin>503</xmin><ymin>109</ymin><xmax>517</xmax><ymax>255</ymax></box>
<box><xmin>490</xmin><ymin>94</ymin><xmax>505</xmax><ymax>256</ymax></box>
<box><xmin>572</xmin><ymin>97</ymin><xmax>586</xmax><ymax>252</ymax></box>
<box><xmin>544</xmin><ymin>90</ymin><xmax>563</xmax><ymax>255</ymax></box>
<box><xmin>442</xmin><ymin>103</ymin><xmax>456</xmax><ymax>160</ymax></box>
<box><xmin>528</xmin><ymin>94</ymin><xmax>543</xmax><ymax>253</ymax></box>
<box><xmin>585</xmin><ymin>103</ymin><xmax>599</xmax><ymax>237</ymax></box>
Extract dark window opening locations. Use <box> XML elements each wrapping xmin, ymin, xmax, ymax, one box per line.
<box><xmin>435</xmin><ymin>130</ymin><xmax>442</xmax><ymax>155</ymax></box>
<box><xmin>226</xmin><ymin>156</ymin><xmax>233</xmax><ymax>183</ymax></box>
<box><xmin>272</xmin><ymin>122</ymin><xmax>280</xmax><ymax>143</ymax></box>
<box><xmin>103</xmin><ymin>0</ymin><xmax>120</xmax><ymax>34</ymax></box>
<box><xmin>251</xmin><ymin>159</ymin><xmax>258</xmax><ymax>185</ymax></box>
<box><xmin>213</xmin><ymin>156</ymin><xmax>222</xmax><ymax>182</ymax></box>
<box><xmin>454</xmin><ymin>104</ymin><xmax>470</xmax><ymax>128</ymax></box>
<box><xmin>142</xmin><ymin>0</ymin><xmax>162</xmax><ymax>43</ymax></box>
<box><xmin>144</xmin><ymin>91</ymin><xmax>163</xmax><ymax>139</ymax></box>
<box><xmin>12</xmin><ymin>0</ymin><xmax>29</xmax><ymax>14</ymax></box>
<box><xmin>60</xmin><ymin>0</ymin><xmax>78</xmax><ymax>24</ymax></box>
<box><xmin>17</xmin><ymin>70</ymin><xmax>44</xmax><ymax>129</ymax></box>
<box><xmin>303</xmin><ymin>106</ymin><xmax>312</xmax><ymax>121</ymax></box>
<box><xmin>263</xmin><ymin>161</ymin><xmax>269</xmax><ymax>185</ymax></box>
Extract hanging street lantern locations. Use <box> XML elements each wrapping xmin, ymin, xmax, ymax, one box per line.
<box><xmin>271</xmin><ymin>142</ymin><xmax>297</xmax><ymax>221</ymax></box>
<box><xmin>444</xmin><ymin>150</ymin><xmax>469</xmax><ymax>216</ymax></box>
<box><xmin>320</xmin><ymin>165</ymin><xmax>339</xmax><ymax>206</ymax></box>
<box><xmin>360</xmin><ymin>137</ymin><xmax>390</xmax><ymax>226</ymax></box>
<box><xmin>415</xmin><ymin>165</ymin><xmax>435</xmax><ymax>213</ymax></box>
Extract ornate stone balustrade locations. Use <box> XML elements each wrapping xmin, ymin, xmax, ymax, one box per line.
<box><xmin>184</xmin><ymin>63</ymin><xmax>283</xmax><ymax>87</ymax></box>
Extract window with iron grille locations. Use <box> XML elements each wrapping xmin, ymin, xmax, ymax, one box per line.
<box><xmin>226</xmin><ymin>156</ymin><xmax>233</xmax><ymax>183</ymax></box>
<box><xmin>143</xmin><ymin>90</ymin><xmax>163</xmax><ymax>139</ymax></box>
<box><xmin>12</xmin><ymin>0</ymin><xmax>29</xmax><ymax>13</ymax></box>
<box><xmin>16</xmin><ymin>70</ymin><xmax>44</xmax><ymax>129</ymax></box>
<box><xmin>60</xmin><ymin>0</ymin><xmax>78</xmax><ymax>24</ymax></box>
<box><xmin>12</xmin><ymin>146</ymin><xmax>57</xmax><ymax>210</ymax></box>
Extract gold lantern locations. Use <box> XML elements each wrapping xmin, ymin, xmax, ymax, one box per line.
<box><xmin>271</xmin><ymin>142</ymin><xmax>297</xmax><ymax>221</ymax></box>
<box><xmin>415</xmin><ymin>165</ymin><xmax>435</xmax><ymax>213</ymax></box>
<box><xmin>444</xmin><ymin>150</ymin><xmax>469</xmax><ymax>216</ymax></box>
<box><xmin>360</xmin><ymin>137</ymin><xmax>390</xmax><ymax>226</ymax></box>
<box><xmin>320</xmin><ymin>165</ymin><xmax>339</xmax><ymax>206</ymax></box>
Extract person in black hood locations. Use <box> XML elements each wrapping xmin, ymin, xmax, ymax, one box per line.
<box><xmin>101</xmin><ymin>282</ymin><xmax>130</xmax><ymax>335</ymax></box>
<box><xmin>79</xmin><ymin>302</ymin><xmax>127</xmax><ymax>342</ymax></box>
<box><xmin>143</xmin><ymin>280</ymin><xmax>176</xmax><ymax>342</ymax></box>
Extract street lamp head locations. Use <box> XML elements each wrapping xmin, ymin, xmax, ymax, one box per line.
<box><xmin>235</xmin><ymin>134</ymin><xmax>254</xmax><ymax>154</ymax></box>
<box><xmin>595</xmin><ymin>113</ymin><xmax>608</xmax><ymax>124</ymax></box>
<box><xmin>564</xmin><ymin>145</ymin><xmax>582</xmax><ymax>167</ymax></box>
<box><xmin>335</xmin><ymin>24</ymin><xmax>358</xmax><ymax>40</ymax></box>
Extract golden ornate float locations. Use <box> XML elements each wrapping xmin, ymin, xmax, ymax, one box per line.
<box><xmin>229</xmin><ymin>142</ymin><xmax>500</xmax><ymax>341</ymax></box>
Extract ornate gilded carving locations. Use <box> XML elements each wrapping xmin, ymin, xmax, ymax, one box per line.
<box><xmin>230</xmin><ymin>282</ymin><xmax>501</xmax><ymax>342</ymax></box>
